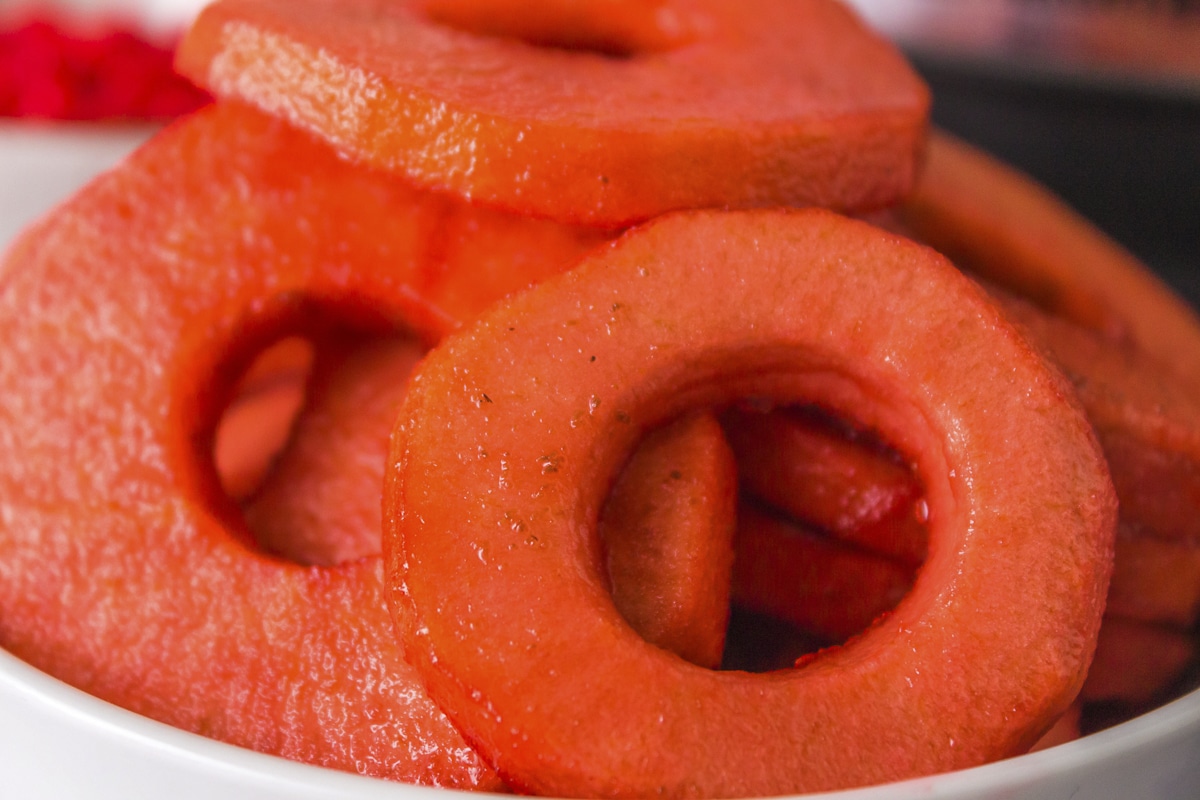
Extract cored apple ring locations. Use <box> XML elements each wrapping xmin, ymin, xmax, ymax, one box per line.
<box><xmin>0</xmin><ymin>100</ymin><xmax>603</xmax><ymax>789</ymax></box>
<box><xmin>386</xmin><ymin>208</ymin><xmax>1118</xmax><ymax>798</ymax></box>
<box><xmin>176</xmin><ymin>0</ymin><xmax>930</xmax><ymax>227</ymax></box>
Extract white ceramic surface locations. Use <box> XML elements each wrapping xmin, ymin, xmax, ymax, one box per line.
<box><xmin>0</xmin><ymin>122</ymin><xmax>156</xmax><ymax>248</ymax></box>
<box><xmin>2</xmin><ymin>635</ymin><xmax>1199</xmax><ymax>800</ymax></box>
<box><xmin>1</xmin><ymin>0</ymin><xmax>207</xmax><ymax>34</ymax></box>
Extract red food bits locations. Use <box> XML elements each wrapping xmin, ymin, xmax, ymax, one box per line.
<box><xmin>0</xmin><ymin>12</ymin><xmax>210</xmax><ymax>120</ymax></box>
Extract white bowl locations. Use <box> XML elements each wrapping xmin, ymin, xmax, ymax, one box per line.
<box><xmin>2</xmin><ymin>642</ymin><xmax>1198</xmax><ymax>799</ymax></box>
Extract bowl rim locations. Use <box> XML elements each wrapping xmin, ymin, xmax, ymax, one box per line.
<box><xmin>4</xmin><ymin>642</ymin><xmax>1198</xmax><ymax>799</ymax></box>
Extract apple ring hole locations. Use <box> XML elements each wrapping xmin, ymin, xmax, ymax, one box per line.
<box><xmin>420</xmin><ymin>0</ymin><xmax>695</xmax><ymax>59</ymax></box>
<box><xmin>721</xmin><ymin>402</ymin><xmax>927</xmax><ymax>672</ymax></box>
<box><xmin>213</xmin><ymin>331</ymin><xmax>427</xmax><ymax>567</ymax></box>
<box><xmin>213</xmin><ymin>336</ymin><xmax>315</xmax><ymax>504</ymax></box>
<box><xmin>593</xmin><ymin>395</ymin><xmax>927</xmax><ymax>674</ymax></box>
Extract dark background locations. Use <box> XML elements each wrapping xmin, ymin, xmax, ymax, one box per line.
<box><xmin>912</xmin><ymin>56</ymin><xmax>1200</xmax><ymax>309</ymax></box>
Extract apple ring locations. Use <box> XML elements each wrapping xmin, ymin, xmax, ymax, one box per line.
<box><xmin>0</xmin><ymin>99</ymin><xmax>600</xmax><ymax>788</ymax></box>
<box><xmin>176</xmin><ymin>0</ymin><xmax>930</xmax><ymax>227</ymax></box>
<box><xmin>385</xmin><ymin>208</ymin><xmax>1117</xmax><ymax>797</ymax></box>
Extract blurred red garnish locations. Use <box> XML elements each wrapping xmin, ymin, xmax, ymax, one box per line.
<box><xmin>0</xmin><ymin>13</ymin><xmax>210</xmax><ymax>120</ymax></box>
